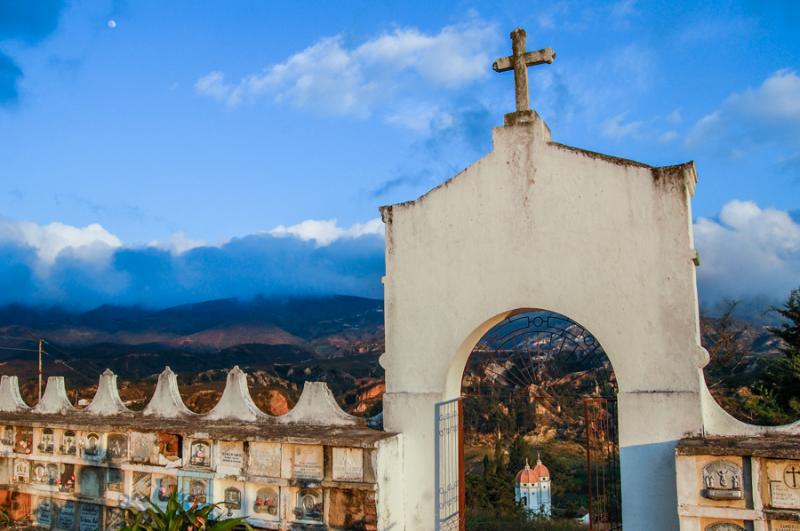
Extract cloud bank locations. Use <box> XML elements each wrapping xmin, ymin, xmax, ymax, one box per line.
<box><xmin>1</xmin><ymin>199</ymin><xmax>798</xmax><ymax>312</ymax></box>
<box><xmin>0</xmin><ymin>217</ymin><xmax>385</xmax><ymax>309</ymax></box>
<box><xmin>694</xmin><ymin>200</ymin><xmax>800</xmax><ymax>307</ymax></box>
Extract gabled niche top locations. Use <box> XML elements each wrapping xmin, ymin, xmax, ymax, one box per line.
<box><xmin>205</xmin><ymin>366</ymin><xmax>266</xmax><ymax>422</ymax></box>
<box><xmin>279</xmin><ymin>381</ymin><xmax>363</xmax><ymax>427</ymax></box>
<box><xmin>84</xmin><ymin>369</ymin><xmax>132</xmax><ymax>416</ymax></box>
<box><xmin>33</xmin><ymin>376</ymin><xmax>75</xmax><ymax>415</ymax></box>
<box><xmin>143</xmin><ymin>367</ymin><xmax>196</xmax><ymax>418</ymax></box>
<box><xmin>0</xmin><ymin>375</ymin><xmax>30</xmax><ymax>412</ymax></box>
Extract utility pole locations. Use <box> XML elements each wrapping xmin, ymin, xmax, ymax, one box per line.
<box><xmin>38</xmin><ymin>338</ymin><xmax>43</xmax><ymax>401</ymax></box>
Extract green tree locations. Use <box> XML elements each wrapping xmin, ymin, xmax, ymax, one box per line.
<box><xmin>765</xmin><ymin>288</ymin><xmax>800</xmax><ymax>418</ymax></box>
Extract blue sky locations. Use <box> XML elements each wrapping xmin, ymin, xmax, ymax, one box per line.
<box><xmin>0</xmin><ymin>0</ymin><xmax>798</xmax><ymax>310</ymax></box>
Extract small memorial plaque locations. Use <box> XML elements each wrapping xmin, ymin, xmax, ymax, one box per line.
<box><xmin>333</xmin><ymin>447</ymin><xmax>364</xmax><ymax>481</ymax></box>
<box><xmin>218</xmin><ymin>441</ymin><xmax>244</xmax><ymax>475</ymax></box>
<box><xmin>248</xmin><ymin>442</ymin><xmax>281</xmax><ymax>477</ymax></box>
<box><xmin>702</xmin><ymin>460</ymin><xmax>743</xmax><ymax>500</ymax></box>
<box><xmin>79</xmin><ymin>503</ymin><xmax>101</xmax><ymax>531</ymax></box>
<box><xmin>291</xmin><ymin>445</ymin><xmax>324</xmax><ymax>480</ymax></box>
<box><xmin>767</xmin><ymin>460</ymin><xmax>800</xmax><ymax>509</ymax></box>
<box><xmin>56</xmin><ymin>500</ymin><xmax>76</xmax><ymax>530</ymax></box>
<box><xmin>772</xmin><ymin>522</ymin><xmax>800</xmax><ymax>531</ymax></box>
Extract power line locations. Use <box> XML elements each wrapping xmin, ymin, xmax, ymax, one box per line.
<box><xmin>0</xmin><ymin>346</ymin><xmax>40</xmax><ymax>353</ymax></box>
<box><xmin>41</xmin><ymin>339</ymin><xmax>107</xmax><ymax>377</ymax></box>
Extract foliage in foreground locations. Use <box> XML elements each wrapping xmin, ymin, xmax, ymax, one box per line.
<box><xmin>467</xmin><ymin>510</ymin><xmax>585</xmax><ymax>531</ymax></box>
<box><xmin>122</xmin><ymin>491</ymin><xmax>252</xmax><ymax>531</ymax></box>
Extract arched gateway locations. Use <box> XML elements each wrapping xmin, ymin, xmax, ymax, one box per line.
<box><xmin>379</xmin><ymin>28</ymin><xmax>706</xmax><ymax>531</ymax></box>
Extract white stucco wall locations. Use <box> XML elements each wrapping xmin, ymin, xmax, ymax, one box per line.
<box><xmin>381</xmin><ymin>113</ymin><xmax>706</xmax><ymax>530</ymax></box>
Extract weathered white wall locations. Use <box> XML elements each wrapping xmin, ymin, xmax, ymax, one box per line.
<box><xmin>381</xmin><ymin>113</ymin><xmax>705</xmax><ymax>530</ymax></box>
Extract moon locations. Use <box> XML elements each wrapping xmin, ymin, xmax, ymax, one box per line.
<box><xmin>107</xmin><ymin>19</ymin><xmax>117</xmax><ymax>29</ymax></box>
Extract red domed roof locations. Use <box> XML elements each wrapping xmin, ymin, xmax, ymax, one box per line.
<box><xmin>515</xmin><ymin>456</ymin><xmax>550</xmax><ymax>483</ymax></box>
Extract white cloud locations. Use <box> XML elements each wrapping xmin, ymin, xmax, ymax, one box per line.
<box><xmin>687</xmin><ymin>69</ymin><xmax>800</xmax><ymax>152</ymax></box>
<box><xmin>195</xmin><ymin>21</ymin><xmax>498</xmax><ymax>117</ymax></box>
<box><xmin>601</xmin><ymin>112</ymin><xmax>644</xmax><ymax>139</ymax></box>
<box><xmin>694</xmin><ymin>200</ymin><xmax>800</xmax><ymax>302</ymax></box>
<box><xmin>148</xmin><ymin>232</ymin><xmax>207</xmax><ymax>254</ymax></box>
<box><xmin>658</xmin><ymin>130</ymin><xmax>678</xmax><ymax>143</ymax></box>
<box><xmin>270</xmin><ymin>218</ymin><xmax>383</xmax><ymax>247</ymax></box>
<box><xmin>0</xmin><ymin>218</ymin><xmax>122</xmax><ymax>267</ymax></box>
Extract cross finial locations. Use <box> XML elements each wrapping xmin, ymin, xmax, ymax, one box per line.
<box><xmin>493</xmin><ymin>28</ymin><xmax>555</xmax><ymax>114</ymax></box>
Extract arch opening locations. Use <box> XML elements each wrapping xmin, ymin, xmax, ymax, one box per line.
<box><xmin>454</xmin><ymin>309</ymin><xmax>621</xmax><ymax>529</ymax></box>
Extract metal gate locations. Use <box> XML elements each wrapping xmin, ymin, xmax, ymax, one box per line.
<box><xmin>435</xmin><ymin>398</ymin><xmax>464</xmax><ymax>531</ymax></box>
<box><xmin>584</xmin><ymin>397</ymin><xmax>622</xmax><ymax>530</ymax></box>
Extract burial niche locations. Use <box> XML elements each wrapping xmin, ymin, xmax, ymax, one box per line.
<box><xmin>156</xmin><ymin>475</ymin><xmax>177</xmax><ymax>502</ymax></box>
<box><xmin>189</xmin><ymin>439</ymin><xmax>211</xmax><ymax>467</ymax></box>
<box><xmin>186</xmin><ymin>479</ymin><xmax>208</xmax><ymax>504</ymax></box>
<box><xmin>107</xmin><ymin>467</ymin><xmax>124</xmax><ymax>492</ymax></box>
<box><xmin>459</xmin><ymin>310</ymin><xmax>620</xmax><ymax>526</ymax></box>
<box><xmin>106</xmin><ymin>433</ymin><xmax>128</xmax><ymax>459</ymax></box>
<box><xmin>224</xmin><ymin>487</ymin><xmax>242</xmax><ymax>513</ymax></box>
<box><xmin>254</xmin><ymin>486</ymin><xmax>279</xmax><ymax>516</ymax></box>
<box><xmin>60</xmin><ymin>463</ymin><xmax>76</xmax><ymax>492</ymax></box>
<box><xmin>14</xmin><ymin>426</ymin><xmax>32</xmax><ymax>454</ymax></box>
<box><xmin>79</xmin><ymin>466</ymin><xmax>105</xmax><ymax>498</ymax></box>
<box><xmin>294</xmin><ymin>488</ymin><xmax>323</xmax><ymax>522</ymax></box>
<box><xmin>38</xmin><ymin>428</ymin><xmax>55</xmax><ymax>453</ymax></box>
<box><xmin>61</xmin><ymin>430</ymin><xmax>78</xmax><ymax>455</ymax></box>
<box><xmin>83</xmin><ymin>432</ymin><xmax>102</xmax><ymax>458</ymax></box>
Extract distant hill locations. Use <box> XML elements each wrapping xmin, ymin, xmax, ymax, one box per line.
<box><xmin>0</xmin><ymin>295</ymin><xmax>384</xmax><ymax>351</ymax></box>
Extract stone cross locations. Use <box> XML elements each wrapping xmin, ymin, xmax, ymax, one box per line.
<box><xmin>493</xmin><ymin>28</ymin><xmax>555</xmax><ymax>113</ymax></box>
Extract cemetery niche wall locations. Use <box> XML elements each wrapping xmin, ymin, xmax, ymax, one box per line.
<box><xmin>0</xmin><ymin>370</ymin><xmax>399</xmax><ymax>530</ymax></box>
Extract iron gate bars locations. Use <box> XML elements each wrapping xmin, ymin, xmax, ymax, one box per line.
<box><xmin>584</xmin><ymin>397</ymin><xmax>622</xmax><ymax>531</ymax></box>
<box><xmin>435</xmin><ymin>398</ymin><xmax>465</xmax><ymax>531</ymax></box>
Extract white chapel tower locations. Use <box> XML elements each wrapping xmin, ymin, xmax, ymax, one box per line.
<box><xmin>515</xmin><ymin>454</ymin><xmax>552</xmax><ymax>517</ymax></box>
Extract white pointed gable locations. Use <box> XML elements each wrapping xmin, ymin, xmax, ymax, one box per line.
<box><xmin>205</xmin><ymin>366</ymin><xmax>266</xmax><ymax>421</ymax></box>
<box><xmin>143</xmin><ymin>366</ymin><xmax>195</xmax><ymax>418</ymax></box>
<box><xmin>84</xmin><ymin>369</ymin><xmax>131</xmax><ymax>415</ymax></box>
<box><xmin>0</xmin><ymin>375</ymin><xmax>29</xmax><ymax>412</ymax></box>
<box><xmin>279</xmin><ymin>381</ymin><xmax>362</xmax><ymax>427</ymax></box>
<box><xmin>33</xmin><ymin>376</ymin><xmax>75</xmax><ymax>414</ymax></box>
